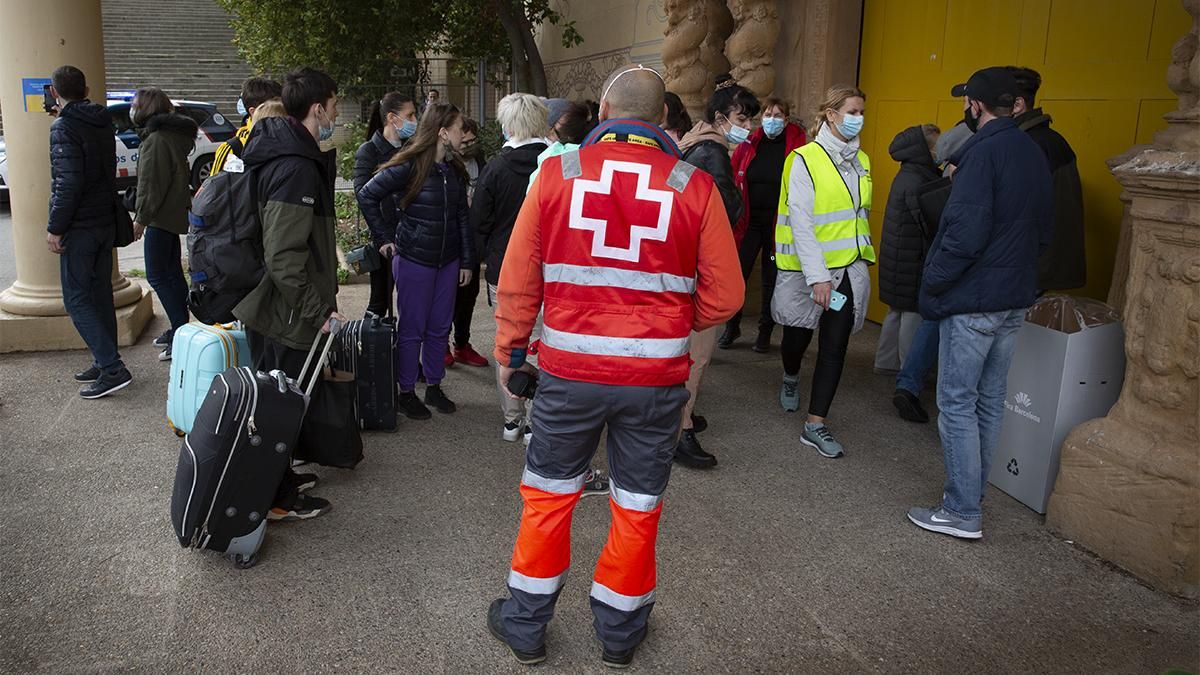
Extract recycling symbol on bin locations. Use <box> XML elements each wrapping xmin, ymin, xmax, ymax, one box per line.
<box><xmin>1006</xmin><ymin>458</ymin><xmax>1020</xmax><ymax>476</ymax></box>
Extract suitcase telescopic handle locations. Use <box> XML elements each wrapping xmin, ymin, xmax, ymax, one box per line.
<box><xmin>298</xmin><ymin>318</ymin><xmax>342</xmax><ymax>399</ymax></box>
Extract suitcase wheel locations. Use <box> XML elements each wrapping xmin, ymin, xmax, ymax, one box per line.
<box><xmin>230</xmin><ymin>553</ymin><xmax>258</xmax><ymax>569</ymax></box>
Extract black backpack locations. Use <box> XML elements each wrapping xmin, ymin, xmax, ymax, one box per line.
<box><xmin>186</xmin><ymin>169</ymin><xmax>264</xmax><ymax>324</ymax></box>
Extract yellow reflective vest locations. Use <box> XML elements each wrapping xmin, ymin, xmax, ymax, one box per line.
<box><xmin>775</xmin><ymin>142</ymin><xmax>875</xmax><ymax>272</ymax></box>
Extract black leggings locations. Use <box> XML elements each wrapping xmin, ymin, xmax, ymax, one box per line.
<box><xmin>453</xmin><ymin>264</ymin><xmax>481</xmax><ymax>348</ymax></box>
<box><xmin>366</xmin><ymin>262</ymin><xmax>393</xmax><ymax>317</ymax></box>
<box><xmin>729</xmin><ymin>217</ymin><xmax>778</xmax><ymax>332</ymax></box>
<box><xmin>780</xmin><ymin>274</ymin><xmax>854</xmax><ymax>418</ymax></box>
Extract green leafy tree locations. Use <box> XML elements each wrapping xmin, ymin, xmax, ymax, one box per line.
<box><xmin>218</xmin><ymin>0</ymin><xmax>582</xmax><ymax>97</ymax></box>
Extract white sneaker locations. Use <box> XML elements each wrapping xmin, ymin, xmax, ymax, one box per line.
<box><xmin>503</xmin><ymin>420</ymin><xmax>522</xmax><ymax>442</ymax></box>
<box><xmin>523</xmin><ymin>425</ymin><xmax>533</xmax><ymax>447</ymax></box>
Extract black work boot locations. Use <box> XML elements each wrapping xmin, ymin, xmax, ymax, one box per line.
<box><xmin>487</xmin><ymin>598</ymin><xmax>547</xmax><ymax>665</ymax></box>
<box><xmin>716</xmin><ymin>322</ymin><xmax>741</xmax><ymax>349</ymax></box>
<box><xmin>424</xmin><ymin>384</ymin><xmax>457</xmax><ymax>414</ymax></box>
<box><xmin>601</xmin><ymin>643</ymin><xmax>638</xmax><ymax>669</ymax></box>
<box><xmin>673</xmin><ymin>430</ymin><xmax>717</xmax><ymax>469</ymax></box>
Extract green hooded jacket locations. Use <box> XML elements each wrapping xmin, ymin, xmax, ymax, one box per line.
<box><xmin>134</xmin><ymin>112</ymin><xmax>198</xmax><ymax>235</ymax></box>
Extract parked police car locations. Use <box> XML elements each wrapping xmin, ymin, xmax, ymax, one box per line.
<box><xmin>0</xmin><ymin>92</ymin><xmax>236</xmax><ymax>204</ymax></box>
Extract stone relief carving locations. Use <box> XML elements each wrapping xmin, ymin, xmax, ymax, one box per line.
<box><xmin>725</xmin><ymin>0</ymin><xmax>779</xmax><ymax>98</ymax></box>
<box><xmin>545</xmin><ymin>49</ymin><xmax>633</xmax><ymax>101</ymax></box>
<box><xmin>662</xmin><ymin>0</ymin><xmax>733</xmax><ymax>114</ymax></box>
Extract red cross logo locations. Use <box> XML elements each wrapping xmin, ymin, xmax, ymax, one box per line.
<box><xmin>569</xmin><ymin>160</ymin><xmax>674</xmax><ymax>262</ymax></box>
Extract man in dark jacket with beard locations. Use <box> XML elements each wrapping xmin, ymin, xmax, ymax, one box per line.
<box><xmin>1008</xmin><ymin>66</ymin><xmax>1085</xmax><ymax>291</ymax></box>
<box><xmin>46</xmin><ymin>65</ymin><xmax>133</xmax><ymax>399</ymax></box>
<box><xmin>233</xmin><ymin>67</ymin><xmax>345</xmax><ymax>521</ymax></box>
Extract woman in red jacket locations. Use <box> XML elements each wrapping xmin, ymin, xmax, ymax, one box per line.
<box><xmin>720</xmin><ymin>97</ymin><xmax>806</xmax><ymax>352</ymax></box>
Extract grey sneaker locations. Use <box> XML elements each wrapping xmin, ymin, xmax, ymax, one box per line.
<box><xmin>780</xmin><ymin>375</ymin><xmax>800</xmax><ymax>412</ymax></box>
<box><xmin>907</xmin><ymin>505</ymin><xmax>982</xmax><ymax>540</ymax></box>
<box><xmin>801</xmin><ymin>422</ymin><xmax>844</xmax><ymax>458</ymax></box>
<box><xmin>581</xmin><ymin>468</ymin><xmax>609</xmax><ymax>497</ymax></box>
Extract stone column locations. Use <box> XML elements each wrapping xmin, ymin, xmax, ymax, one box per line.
<box><xmin>663</xmin><ymin>0</ymin><xmax>734</xmax><ymax>118</ymax></box>
<box><xmin>0</xmin><ymin>0</ymin><xmax>152</xmax><ymax>353</ymax></box>
<box><xmin>1046</xmin><ymin>0</ymin><xmax>1200</xmax><ymax>599</ymax></box>
<box><xmin>726</xmin><ymin>0</ymin><xmax>780</xmax><ymax>99</ymax></box>
<box><xmin>773</xmin><ymin>0</ymin><xmax>863</xmax><ymax>130</ymax></box>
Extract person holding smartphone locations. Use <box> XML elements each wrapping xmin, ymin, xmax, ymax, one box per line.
<box><xmin>771</xmin><ymin>85</ymin><xmax>875</xmax><ymax>459</ymax></box>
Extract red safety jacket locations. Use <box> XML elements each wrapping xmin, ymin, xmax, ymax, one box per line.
<box><xmin>494</xmin><ymin>135</ymin><xmax>744</xmax><ymax>387</ymax></box>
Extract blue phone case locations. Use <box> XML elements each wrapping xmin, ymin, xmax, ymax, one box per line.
<box><xmin>828</xmin><ymin>290</ymin><xmax>848</xmax><ymax>312</ymax></box>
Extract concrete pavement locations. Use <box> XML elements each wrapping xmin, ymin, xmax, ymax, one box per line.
<box><xmin>0</xmin><ymin>282</ymin><xmax>1196</xmax><ymax>673</ymax></box>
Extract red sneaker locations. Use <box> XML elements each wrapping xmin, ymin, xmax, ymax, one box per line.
<box><xmin>453</xmin><ymin>343</ymin><xmax>489</xmax><ymax>367</ymax></box>
<box><xmin>444</xmin><ymin>345</ymin><xmax>455</xmax><ymax>368</ymax></box>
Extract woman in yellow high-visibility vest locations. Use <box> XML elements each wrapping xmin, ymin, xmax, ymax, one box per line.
<box><xmin>771</xmin><ymin>85</ymin><xmax>875</xmax><ymax>459</ymax></box>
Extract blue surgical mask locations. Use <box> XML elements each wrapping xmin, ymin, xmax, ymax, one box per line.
<box><xmin>724</xmin><ymin>120</ymin><xmax>751</xmax><ymax>145</ymax></box>
<box><xmin>317</xmin><ymin>107</ymin><xmax>335</xmax><ymax>141</ymax></box>
<box><xmin>837</xmin><ymin>113</ymin><xmax>864</xmax><ymax>139</ymax></box>
<box><xmin>398</xmin><ymin>119</ymin><xmax>417</xmax><ymax>139</ymax></box>
<box><xmin>236</xmin><ymin>97</ymin><xmax>247</xmax><ymax>117</ymax></box>
<box><xmin>762</xmin><ymin>117</ymin><xmax>786</xmax><ymax>138</ymax></box>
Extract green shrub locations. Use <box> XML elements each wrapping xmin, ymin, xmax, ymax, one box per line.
<box><xmin>337</xmin><ymin>120</ymin><xmax>368</xmax><ymax>182</ymax></box>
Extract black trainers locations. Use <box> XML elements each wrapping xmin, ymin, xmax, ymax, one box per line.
<box><xmin>74</xmin><ymin>365</ymin><xmax>101</xmax><ymax>383</ymax></box>
<box><xmin>268</xmin><ymin>493</ymin><xmax>331</xmax><ymax>522</ymax></box>
<box><xmin>153</xmin><ymin>329</ymin><xmax>173</xmax><ymax>348</ymax></box>
<box><xmin>582</xmin><ymin>468</ymin><xmax>609</xmax><ymax>497</ymax></box>
<box><xmin>893</xmin><ymin>389</ymin><xmax>930</xmax><ymax>423</ymax></box>
<box><xmin>424</xmin><ymin>384</ymin><xmax>457</xmax><ymax>414</ymax></box>
<box><xmin>399</xmin><ymin>391</ymin><xmax>432</xmax><ymax>420</ymax></box>
<box><xmin>487</xmin><ymin>598</ymin><xmax>547</xmax><ymax>665</ymax></box>
<box><xmin>602</xmin><ymin>644</ymin><xmax>637</xmax><ymax>669</ymax></box>
<box><xmin>716</xmin><ymin>323</ymin><xmax>740</xmax><ymax>349</ymax></box>
<box><xmin>280</xmin><ymin>470</ymin><xmax>319</xmax><ymax>494</ymax></box>
<box><xmin>752</xmin><ymin>328</ymin><xmax>772</xmax><ymax>353</ymax></box>
<box><xmin>673</xmin><ymin>430</ymin><xmax>717</xmax><ymax>469</ymax></box>
<box><xmin>80</xmin><ymin>368</ymin><xmax>133</xmax><ymax>399</ymax></box>
<box><xmin>158</xmin><ymin>344</ymin><xmax>173</xmax><ymax>362</ymax></box>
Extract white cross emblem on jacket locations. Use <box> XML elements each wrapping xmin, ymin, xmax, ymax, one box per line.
<box><xmin>568</xmin><ymin>160</ymin><xmax>674</xmax><ymax>263</ymax></box>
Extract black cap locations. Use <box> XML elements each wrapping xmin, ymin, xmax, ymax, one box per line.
<box><xmin>950</xmin><ymin>67</ymin><xmax>1018</xmax><ymax>107</ymax></box>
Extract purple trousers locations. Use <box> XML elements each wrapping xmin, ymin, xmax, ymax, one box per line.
<box><xmin>394</xmin><ymin>256</ymin><xmax>458</xmax><ymax>392</ymax></box>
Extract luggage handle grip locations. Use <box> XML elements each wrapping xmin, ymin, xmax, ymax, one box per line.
<box><xmin>298</xmin><ymin>319</ymin><xmax>342</xmax><ymax>399</ymax></box>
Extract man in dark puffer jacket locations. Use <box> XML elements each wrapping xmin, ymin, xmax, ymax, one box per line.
<box><xmin>45</xmin><ymin>65</ymin><xmax>133</xmax><ymax>399</ymax></box>
<box><xmin>874</xmin><ymin>124</ymin><xmax>941</xmax><ymax>377</ymax></box>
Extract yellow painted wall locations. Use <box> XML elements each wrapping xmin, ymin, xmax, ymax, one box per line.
<box><xmin>858</xmin><ymin>0</ymin><xmax>1189</xmax><ymax>322</ymax></box>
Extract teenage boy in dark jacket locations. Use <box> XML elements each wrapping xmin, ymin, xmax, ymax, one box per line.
<box><xmin>45</xmin><ymin>65</ymin><xmax>133</xmax><ymax>399</ymax></box>
<box><xmin>233</xmin><ymin>67</ymin><xmax>345</xmax><ymax>521</ymax></box>
<box><xmin>1007</xmin><ymin>66</ymin><xmax>1086</xmax><ymax>291</ymax></box>
<box><xmin>907</xmin><ymin>67</ymin><xmax>1054</xmax><ymax>540</ymax></box>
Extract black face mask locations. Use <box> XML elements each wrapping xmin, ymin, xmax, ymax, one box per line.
<box><xmin>963</xmin><ymin>105</ymin><xmax>981</xmax><ymax>133</ymax></box>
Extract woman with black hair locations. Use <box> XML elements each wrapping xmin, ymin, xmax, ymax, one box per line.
<box><xmin>661</xmin><ymin>91</ymin><xmax>693</xmax><ymax>144</ymax></box>
<box><xmin>674</xmin><ymin>75</ymin><xmax>761</xmax><ymax>469</ymax></box>
<box><xmin>357</xmin><ymin>102</ymin><xmax>475</xmax><ymax>420</ymax></box>
<box><xmin>354</xmin><ymin>92</ymin><xmax>417</xmax><ymax>317</ymax></box>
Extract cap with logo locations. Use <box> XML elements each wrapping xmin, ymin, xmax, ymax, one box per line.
<box><xmin>950</xmin><ymin>67</ymin><xmax>1018</xmax><ymax>107</ymax></box>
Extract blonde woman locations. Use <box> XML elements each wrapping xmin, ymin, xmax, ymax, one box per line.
<box><xmin>772</xmin><ymin>85</ymin><xmax>875</xmax><ymax>459</ymax></box>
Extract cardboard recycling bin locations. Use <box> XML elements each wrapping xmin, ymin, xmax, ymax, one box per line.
<box><xmin>987</xmin><ymin>295</ymin><xmax>1126</xmax><ymax>514</ymax></box>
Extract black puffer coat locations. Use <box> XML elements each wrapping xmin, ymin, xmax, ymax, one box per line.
<box><xmin>47</xmin><ymin>100</ymin><xmax>117</xmax><ymax>235</ymax></box>
<box><xmin>1018</xmin><ymin>109</ymin><xmax>1086</xmax><ymax>290</ymax></box>
<box><xmin>472</xmin><ymin>141</ymin><xmax>547</xmax><ymax>285</ymax></box>
<box><xmin>878</xmin><ymin>126</ymin><xmax>941</xmax><ymax>312</ymax></box>
<box><xmin>357</xmin><ymin>159</ymin><xmax>475</xmax><ymax>269</ymax></box>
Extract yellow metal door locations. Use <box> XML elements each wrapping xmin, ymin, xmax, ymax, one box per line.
<box><xmin>858</xmin><ymin>0</ymin><xmax>1189</xmax><ymax>322</ymax></box>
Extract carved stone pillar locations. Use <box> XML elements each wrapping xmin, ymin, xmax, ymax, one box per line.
<box><xmin>726</xmin><ymin>0</ymin><xmax>779</xmax><ymax>99</ymax></box>
<box><xmin>1046</xmin><ymin>0</ymin><xmax>1200</xmax><ymax>599</ymax></box>
<box><xmin>662</xmin><ymin>0</ymin><xmax>733</xmax><ymax>117</ymax></box>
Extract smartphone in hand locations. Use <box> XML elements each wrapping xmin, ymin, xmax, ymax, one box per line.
<box><xmin>828</xmin><ymin>290</ymin><xmax>848</xmax><ymax>312</ymax></box>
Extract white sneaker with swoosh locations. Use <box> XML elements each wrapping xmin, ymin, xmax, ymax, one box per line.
<box><xmin>907</xmin><ymin>505</ymin><xmax>982</xmax><ymax>539</ymax></box>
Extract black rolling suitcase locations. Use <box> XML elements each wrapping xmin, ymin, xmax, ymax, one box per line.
<box><xmin>331</xmin><ymin>312</ymin><xmax>397</xmax><ymax>431</ymax></box>
<box><xmin>170</xmin><ymin>328</ymin><xmax>337</xmax><ymax>567</ymax></box>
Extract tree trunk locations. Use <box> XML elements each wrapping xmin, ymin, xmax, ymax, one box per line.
<box><xmin>514</xmin><ymin>4</ymin><xmax>548</xmax><ymax>96</ymax></box>
<box><xmin>492</xmin><ymin>0</ymin><xmax>532</xmax><ymax>93</ymax></box>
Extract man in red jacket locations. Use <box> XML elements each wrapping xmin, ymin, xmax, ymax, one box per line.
<box><xmin>486</xmin><ymin>64</ymin><xmax>744</xmax><ymax>669</ymax></box>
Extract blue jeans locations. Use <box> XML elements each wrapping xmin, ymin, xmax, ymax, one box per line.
<box><xmin>60</xmin><ymin>226</ymin><xmax>123</xmax><ymax>374</ymax></box>
<box><xmin>143</xmin><ymin>226</ymin><xmax>190</xmax><ymax>330</ymax></box>
<box><xmin>896</xmin><ymin>318</ymin><xmax>940</xmax><ymax>396</ymax></box>
<box><xmin>936</xmin><ymin>309</ymin><xmax>1026</xmax><ymax>520</ymax></box>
